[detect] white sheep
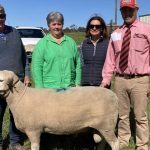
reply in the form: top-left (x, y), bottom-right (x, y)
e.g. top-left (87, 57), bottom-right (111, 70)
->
top-left (0, 70), bottom-right (119, 150)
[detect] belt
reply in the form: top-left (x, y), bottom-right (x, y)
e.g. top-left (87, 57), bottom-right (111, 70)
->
top-left (115, 73), bottom-right (148, 79)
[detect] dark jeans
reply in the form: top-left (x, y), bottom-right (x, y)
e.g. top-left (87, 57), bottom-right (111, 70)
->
top-left (0, 96), bottom-right (23, 146)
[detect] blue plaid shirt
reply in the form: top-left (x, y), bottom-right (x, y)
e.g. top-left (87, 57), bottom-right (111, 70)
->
top-left (0, 32), bottom-right (6, 41)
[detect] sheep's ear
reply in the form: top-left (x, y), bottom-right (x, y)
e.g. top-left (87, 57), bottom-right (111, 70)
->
top-left (3, 70), bottom-right (14, 85)
top-left (12, 73), bottom-right (19, 84)
top-left (3, 70), bottom-right (19, 86)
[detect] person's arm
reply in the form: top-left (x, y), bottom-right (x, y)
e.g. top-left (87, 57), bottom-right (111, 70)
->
top-left (148, 29), bottom-right (150, 94)
top-left (101, 39), bottom-right (116, 87)
top-left (20, 41), bottom-right (31, 86)
top-left (79, 42), bottom-right (84, 67)
top-left (74, 44), bottom-right (81, 86)
top-left (31, 42), bottom-right (44, 88)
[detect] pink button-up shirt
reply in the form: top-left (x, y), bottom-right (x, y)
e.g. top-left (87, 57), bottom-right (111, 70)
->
top-left (102, 20), bottom-right (150, 86)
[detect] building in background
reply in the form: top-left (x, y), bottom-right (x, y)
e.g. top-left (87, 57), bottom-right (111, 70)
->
top-left (139, 14), bottom-right (150, 24)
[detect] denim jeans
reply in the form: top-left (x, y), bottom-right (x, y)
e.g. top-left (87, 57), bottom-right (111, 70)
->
top-left (0, 96), bottom-right (23, 146)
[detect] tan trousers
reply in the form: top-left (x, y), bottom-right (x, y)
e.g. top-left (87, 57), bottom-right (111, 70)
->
top-left (114, 76), bottom-right (149, 150)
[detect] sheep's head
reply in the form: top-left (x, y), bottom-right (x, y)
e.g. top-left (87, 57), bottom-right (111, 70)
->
top-left (0, 70), bottom-right (19, 97)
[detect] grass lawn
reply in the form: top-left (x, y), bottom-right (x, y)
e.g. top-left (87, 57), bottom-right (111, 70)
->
top-left (65, 31), bottom-right (85, 45)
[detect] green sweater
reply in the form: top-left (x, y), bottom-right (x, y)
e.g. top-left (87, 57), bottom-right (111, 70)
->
top-left (31, 34), bottom-right (81, 89)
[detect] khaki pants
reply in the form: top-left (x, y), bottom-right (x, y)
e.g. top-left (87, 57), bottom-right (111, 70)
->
top-left (114, 76), bottom-right (149, 150)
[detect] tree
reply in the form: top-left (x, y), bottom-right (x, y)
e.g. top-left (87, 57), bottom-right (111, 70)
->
top-left (78, 27), bottom-right (85, 32)
top-left (70, 24), bottom-right (78, 31)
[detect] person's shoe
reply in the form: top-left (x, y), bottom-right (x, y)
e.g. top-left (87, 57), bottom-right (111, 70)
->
top-left (9, 143), bottom-right (23, 150)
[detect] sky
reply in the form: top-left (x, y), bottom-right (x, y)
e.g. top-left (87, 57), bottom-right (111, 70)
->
top-left (0, 0), bottom-right (149, 29)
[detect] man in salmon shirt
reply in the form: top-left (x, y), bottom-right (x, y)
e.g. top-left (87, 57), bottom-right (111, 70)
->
top-left (101, 0), bottom-right (150, 149)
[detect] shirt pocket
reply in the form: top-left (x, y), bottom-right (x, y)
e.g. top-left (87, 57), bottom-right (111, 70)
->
top-left (133, 33), bottom-right (147, 53)
top-left (112, 40), bottom-right (122, 55)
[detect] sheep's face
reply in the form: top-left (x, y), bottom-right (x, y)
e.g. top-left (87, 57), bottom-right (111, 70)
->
top-left (0, 71), bottom-right (13, 96)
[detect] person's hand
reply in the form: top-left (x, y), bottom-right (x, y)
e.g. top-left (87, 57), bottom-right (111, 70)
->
top-left (100, 83), bottom-right (105, 88)
top-left (76, 85), bottom-right (80, 87)
top-left (24, 76), bottom-right (31, 86)
top-left (100, 83), bottom-right (109, 88)
top-left (147, 84), bottom-right (150, 97)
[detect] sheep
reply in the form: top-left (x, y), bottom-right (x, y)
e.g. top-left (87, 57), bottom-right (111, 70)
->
top-left (0, 70), bottom-right (119, 150)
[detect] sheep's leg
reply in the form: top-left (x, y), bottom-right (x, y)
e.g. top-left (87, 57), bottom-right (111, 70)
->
top-left (111, 139), bottom-right (119, 150)
top-left (26, 130), bottom-right (41, 150)
top-left (101, 130), bottom-right (119, 150)
top-left (93, 130), bottom-right (106, 150)
top-left (31, 143), bottom-right (40, 150)
top-left (96, 139), bottom-right (106, 150)
top-left (93, 129), bottom-right (102, 143)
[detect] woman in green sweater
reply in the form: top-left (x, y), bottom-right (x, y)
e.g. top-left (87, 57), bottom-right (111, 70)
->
top-left (31, 11), bottom-right (81, 89)
top-left (31, 11), bottom-right (81, 150)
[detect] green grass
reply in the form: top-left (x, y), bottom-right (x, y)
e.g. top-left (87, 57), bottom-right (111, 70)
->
top-left (65, 31), bottom-right (85, 45)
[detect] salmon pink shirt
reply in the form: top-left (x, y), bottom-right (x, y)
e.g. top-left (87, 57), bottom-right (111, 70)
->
top-left (102, 20), bottom-right (150, 86)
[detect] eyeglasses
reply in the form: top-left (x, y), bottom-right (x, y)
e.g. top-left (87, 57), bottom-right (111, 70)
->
top-left (0, 14), bottom-right (6, 19)
top-left (89, 24), bottom-right (102, 30)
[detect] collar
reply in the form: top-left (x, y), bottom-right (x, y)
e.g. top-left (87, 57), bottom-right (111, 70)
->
top-left (122, 19), bottom-right (139, 29)
top-left (0, 25), bottom-right (13, 34)
top-left (87, 36), bottom-right (103, 44)
top-left (46, 33), bottom-right (67, 43)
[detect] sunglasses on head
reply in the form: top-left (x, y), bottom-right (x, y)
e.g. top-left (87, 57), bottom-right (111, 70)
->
top-left (89, 24), bottom-right (102, 29)
top-left (0, 14), bottom-right (6, 19)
